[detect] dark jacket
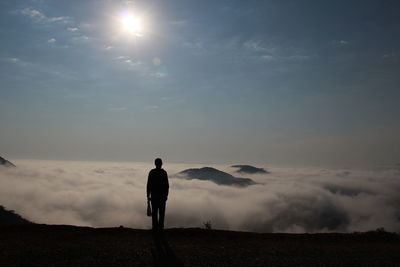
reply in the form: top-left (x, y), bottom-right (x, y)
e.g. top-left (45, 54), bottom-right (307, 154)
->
top-left (147, 168), bottom-right (169, 201)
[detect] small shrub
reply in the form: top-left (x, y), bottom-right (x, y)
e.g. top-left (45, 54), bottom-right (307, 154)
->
top-left (376, 227), bottom-right (386, 233)
top-left (203, 221), bottom-right (212, 230)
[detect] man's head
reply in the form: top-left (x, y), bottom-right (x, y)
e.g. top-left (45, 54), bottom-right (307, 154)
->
top-left (155, 158), bottom-right (163, 169)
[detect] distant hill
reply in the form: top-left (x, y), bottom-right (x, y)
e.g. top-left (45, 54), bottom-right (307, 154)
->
top-left (0, 156), bottom-right (16, 167)
top-left (0, 206), bottom-right (32, 226)
top-left (177, 167), bottom-right (256, 187)
top-left (231, 164), bottom-right (269, 174)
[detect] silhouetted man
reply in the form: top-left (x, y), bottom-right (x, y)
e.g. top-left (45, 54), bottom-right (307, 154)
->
top-left (147, 158), bottom-right (169, 232)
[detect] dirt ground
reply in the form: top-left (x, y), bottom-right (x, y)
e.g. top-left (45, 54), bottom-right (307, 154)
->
top-left (0, 224), bottom-right (399, 266)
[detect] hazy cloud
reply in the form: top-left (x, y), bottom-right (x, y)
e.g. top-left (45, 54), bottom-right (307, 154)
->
top-left (47, 38), bottom-right (56, 43)
top-left (150, 72), bottom-right (167, 78)
top-left (383, 53), bottom-right (396, 59)
top-left (144, 105), bottom-right (159, 111)
top-left (382, 53), bottom-right (398, 63)
top-left (244, 40), bottom-right (273, 52)
top-left (18, 8), bottom-right (70, 24)
top-left (153, 58), bottom-right (161, 66)
top-left (283, 55), bottom-right (314, 61)
top-left (1, 160), bottom-right (399, 233)
top-left (261, 55), bottom-right (275, 61)
top-left (246, 39), bottom-right (314, 62)
top-left (183, 41), bottom-right (203, 50)
top-left (333, 40), bottom-right (350, 46)
top-left (109, 107), bottom-right (128, 111)
top-left (170, 20), bottom-right (187, 25)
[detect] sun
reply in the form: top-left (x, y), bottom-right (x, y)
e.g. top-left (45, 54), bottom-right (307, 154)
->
top-left (119, 10), bottom-right (143, 36)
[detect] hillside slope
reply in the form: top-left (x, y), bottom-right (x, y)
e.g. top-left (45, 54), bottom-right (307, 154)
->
top-left (0, 206), bottom-right (32, 226)
top-left (0, 225), bottom-right (399, 266)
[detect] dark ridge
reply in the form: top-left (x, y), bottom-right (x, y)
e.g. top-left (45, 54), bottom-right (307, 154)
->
top-left (231, 164), bottom-right (269, 174)
top-left (0, 156), bottom-right (16, 167)
top-left (323, 184), bottom-right (374, 197)
top-left (0, 205), bottom-right (32, 226)
top-left (177, 167), bottom-right (256, 187)
top-left (336, 171), bottom-right (351, 177)
top-left (0, 225), bottom-right (399, 266)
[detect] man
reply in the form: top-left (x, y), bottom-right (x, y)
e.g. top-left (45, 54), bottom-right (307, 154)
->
top-left (147, 158), bottom-right (169, 232)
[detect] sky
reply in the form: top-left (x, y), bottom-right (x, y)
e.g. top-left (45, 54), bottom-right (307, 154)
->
top-left (1, 0), bottom-right (400, 166)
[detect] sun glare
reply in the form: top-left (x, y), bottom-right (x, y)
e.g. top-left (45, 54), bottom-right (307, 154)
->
top-left (119, 10), bottom-right (143, 36)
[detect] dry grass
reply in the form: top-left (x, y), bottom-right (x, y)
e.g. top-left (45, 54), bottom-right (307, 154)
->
top-left (0, 224), bottom-right (399, 266)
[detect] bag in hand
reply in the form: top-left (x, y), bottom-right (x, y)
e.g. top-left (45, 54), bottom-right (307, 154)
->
top-left (147, 200), bottom-right (152, 217)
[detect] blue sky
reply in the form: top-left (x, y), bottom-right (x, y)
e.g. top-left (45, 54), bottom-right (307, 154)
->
top-left (1, 0), bottom-right (399, 165)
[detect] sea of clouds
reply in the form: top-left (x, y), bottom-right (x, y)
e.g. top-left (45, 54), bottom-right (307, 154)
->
top-left (0, 160), bottom-right (399, 233)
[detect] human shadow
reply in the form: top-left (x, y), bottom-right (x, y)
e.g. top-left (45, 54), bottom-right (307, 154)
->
top-left (151, 231), bottom-right (184, 267)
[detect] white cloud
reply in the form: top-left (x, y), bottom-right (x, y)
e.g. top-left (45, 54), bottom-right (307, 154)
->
top-left (5, 57), bottom-right (28, 66)
top-left (125, 59), bottom-right (141, 67)
top-left (261, 55), bottom-right (275, 61)
top-left (6, 57), bottom-right (20, 63)
top-left (246, 39), bottom-right (314, 62)
top-left (333, 40), bottom-right (350, 46)
top-left (115, 56), bottom-right (141, 68)
top-left (261, 54), bottom-right (313, 61)
top-left (18, 7), bottom-right (70, 23)
top-left (69, 35), bottom-right (90, 45)
top-left (1, 160), bottom-right (399, 233)
top-left (19, 8), bottom-right (45, 20)
top-left (243, 40), bottom-right (270, 52)
top-left (67, 27), bottom-right (79, 32)
top-left (47, 38), bottom-right (56, 43)
top-left (49, 16), bottom-right (68, 22)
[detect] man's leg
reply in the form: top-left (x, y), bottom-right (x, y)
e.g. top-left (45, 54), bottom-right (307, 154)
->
top-left (151, 200), bottom-right (159, 231)
top-left (158, 201), bottom-right (166, 230)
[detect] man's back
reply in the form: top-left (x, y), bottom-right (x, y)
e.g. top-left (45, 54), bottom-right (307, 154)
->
top-left (147, 168), bottom-right (169, 201)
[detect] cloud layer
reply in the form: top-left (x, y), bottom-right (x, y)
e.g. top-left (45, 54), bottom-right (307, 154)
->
top-left (0, 160), bottom-right (399, 233)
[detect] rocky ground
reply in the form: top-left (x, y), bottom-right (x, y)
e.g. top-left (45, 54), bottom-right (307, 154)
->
top-left (0, 224), bottom-right (399, 266)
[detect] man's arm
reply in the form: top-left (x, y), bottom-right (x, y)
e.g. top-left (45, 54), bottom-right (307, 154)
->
top-left (165, 171), bottom-right (169, 199)
top-left (146, 171), bottom-right (152, 200)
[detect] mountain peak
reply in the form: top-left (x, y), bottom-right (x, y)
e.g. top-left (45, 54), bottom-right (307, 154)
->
top-left (178, 167), bottom-right (256, 187)
top-left (0, 156), bottom-right (16, 167)
top-left (231, 165), bottom-right (269, 174)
